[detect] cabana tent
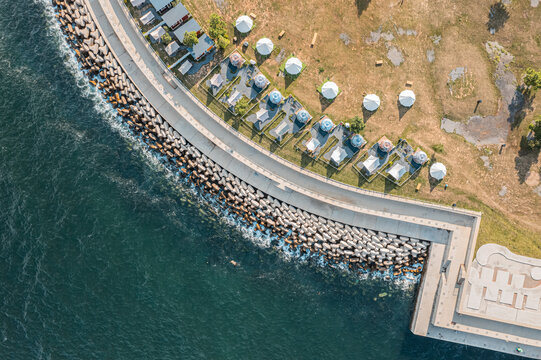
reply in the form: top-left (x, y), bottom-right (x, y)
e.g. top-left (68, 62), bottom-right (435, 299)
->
top-left (321, 81), bottom-right (339, 100)
top-left (269, 90), bottom-right (282, 105)
top-left (235, 15), bottom-right (253, 33)
top-left (296, 109), bottom-right (311, 124)
top-left (430, 162), bottom-right (447, 180)
top-left (387, 163), bottom-right (406, 181)
top-left (351, 134), bottom-right (366, 148)
top-left (256, 109), bottom-right (269, 122)
top-left (412, 149), bottom-right (428, 165)
top-left (165, 41), bottom-right (180, 57)
top-left (209, 73), bottom-right (223, 88)
top-left (363, 94), bottom-right (380, 111)
top-left (320, 117), bottom-right (334, 132)
top-left (229, 52), bottom-right (244, 67)
top-left (378, 136), bottom-right (394, 153)
top-left (256, 38), bottom-right (274, 56)
top-left (140, 11), bottom-right (155, 25)
top-left (253, 73), bottom-right (269, 89)
top-left (131, 0), bottom-right (145, 7)
top-left (306, 138), bottom-right (320, 152)
top-left (149, 26), bottom-right (166, 42)
top-left (399, 90), bottom-right (416, 107)
top-left (285, 57), bottom-right (303, 75)
top-left (331, 147), bottom-right (348, 166)
top-left (362, 155), bottom-right (380, 175)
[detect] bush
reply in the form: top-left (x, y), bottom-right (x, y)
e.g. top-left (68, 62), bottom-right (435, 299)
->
top-left (235, 97), bottom-right (250, 115)
top-left (161, 32), bottom-right (172, 44)
top-left (349, 116), bottom-right (365, 133)
top-left (523, 68), bottom-right (541, 94)
top-left (209, 13), bottom-right (227, 39)
top-left (184, 31), bottom-right (199, 47)
top-left (217, 35), bottom-right (230, 50)
top-left (527, 115), bottom-right (541, 149)
top-left (431, 143), bottom-right (445, 153)
top-left (319, 67), bottom-right (325, 73)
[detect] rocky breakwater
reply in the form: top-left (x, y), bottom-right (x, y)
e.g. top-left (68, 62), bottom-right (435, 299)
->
top-left (52, 0), bottom-right (429, 275)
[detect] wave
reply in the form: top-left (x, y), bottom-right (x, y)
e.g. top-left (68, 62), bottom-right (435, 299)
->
top-left (35, 0), bottom-right (420, 287)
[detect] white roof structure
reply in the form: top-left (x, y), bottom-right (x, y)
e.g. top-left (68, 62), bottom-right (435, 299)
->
top-left (306, 138), bottom-right (320, 152)
top-left (149, 26), bottom-right (166, 42)
top-left (412, 149), bottom-right (428, 165)
top-left (227, 90), bottom-right (242, 107)
top-left (256, 109), bottom-right (269, 121)
top-left (256, 38), bottom-right (274, 56)
top-left (173, 18), bottom-right (201, 43)
top-left (362, 155), bottom-right (380, 175)
top-left (209, 73), bottom-right (223, 88)
top-left (149, 0), bottom-right (172, 11)
top-left (331, 147), bottom-right (348, 166)
top-left (430, 162), bottom-right (447, 180)
top-left (161, 3), bottom-right (189, 28)
top-left (363, 94), bottom-right (380, 111)
top-left (140, 11), bottom-right (155, 25)
top-left (321, 81), bottom-right (339, 100)
top-left (253, 73), bottom-right (269, 89)
top-left (399, 89), bottom-right (416, 107)
top-left (285, 57), bottom-right (303, 75)
top-left (388, 163), bottom-right (406, 181)
top-left (130, 0), bottom-right (145, 7)
top-left (165, 41), bottom-right (180, 56)
top-left (178, 60), bottom-right (192, 75)
top-left (235, 15), bottom-right (253, 33)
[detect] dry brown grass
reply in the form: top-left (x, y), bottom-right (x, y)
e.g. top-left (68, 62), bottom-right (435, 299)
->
top-left (181, 0), bottom-right (541, 255)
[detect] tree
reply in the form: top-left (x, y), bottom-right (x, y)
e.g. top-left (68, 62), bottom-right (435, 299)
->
top-left (209, 13), bottom-right (227, 39)
top-left (183, 31), bottom-right (199, 47)
top-left (349, 116), bottom-right (365, 133)
top-left (216, 35), bottom-right (230, 50)
top-left (161, 32), bottom-right (172, 44)
top-left (523, 68), bottom-right (541, 94)
top-left (235, 97), bottom-right (250, 116)
top-left (527, 115), bottom-right (541, 149)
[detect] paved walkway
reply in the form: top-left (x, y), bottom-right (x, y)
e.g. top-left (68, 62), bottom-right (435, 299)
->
top-left (86, 0), bottom-right (481, 243)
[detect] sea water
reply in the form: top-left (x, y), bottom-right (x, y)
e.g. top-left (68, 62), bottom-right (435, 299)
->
top-left (0, 0), bottom-right (518, 359)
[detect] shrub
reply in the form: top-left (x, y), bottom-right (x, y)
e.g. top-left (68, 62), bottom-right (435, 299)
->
top-left (526, 115), bottom-right (541, 149)
top-left (161, 32), bottom-right (172, 44)
top-left (235, 97), bottom-right (250, 115)
top-left (431, 143), bottom-right (445, 153)
top-left (319, 67), bottom-right (325, 73)
top-left (216, 34), bottom-right (230, 50)
top-left (523, 68), bottom-right (541, 94)
top-left (349, 116), bottom-right (365, 133)
top-left (209, 13), bottom-right (227, 39)
top-left (184, 31), bottom-right (199, 47)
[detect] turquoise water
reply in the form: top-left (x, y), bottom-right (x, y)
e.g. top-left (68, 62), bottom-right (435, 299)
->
top-left (0, 1), bottom-right (518, 359)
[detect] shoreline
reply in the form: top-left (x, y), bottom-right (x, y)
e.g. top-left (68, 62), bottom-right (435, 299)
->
top-left (50, 0), bottom-right (432, 274)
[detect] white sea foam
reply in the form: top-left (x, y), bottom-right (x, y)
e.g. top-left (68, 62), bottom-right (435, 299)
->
top-left (36, 0), bottom-right (421, 286)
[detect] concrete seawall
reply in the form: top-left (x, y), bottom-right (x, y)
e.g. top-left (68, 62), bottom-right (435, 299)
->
top-left (51, 0), bottom-right (481, 273)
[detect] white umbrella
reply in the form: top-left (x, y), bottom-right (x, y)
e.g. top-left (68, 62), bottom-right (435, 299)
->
top-left (256, 38), bottom-right (274, 56)
top-left (235, 15), bottom-right (253, 33)
top-left (363, 94), bottom-right (380, 111)
top-left (430, 162), bottom-right (447, 180)
top-left (285, 57), bottom-right (303, 75)
top-left (321, 81), bottom-right (339, 100)
top-left (399, 89), bottom-right (416, 107)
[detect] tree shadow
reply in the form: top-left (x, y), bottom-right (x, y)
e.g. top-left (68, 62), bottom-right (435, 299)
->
top-left (487, 2), bottom-right (510, 32)
top-left (300, 151), bottom-right (316, 168)
top-left (384, 177), bottom-right (399, 193)
top-left (319, 93), bottom-right (334, 112)
top-left (514, 138), bottom-right (540, 184)
top-left (355, 0), bottom-right (371, 16)
top-left (510, 90), bottom-right (534, 130)
top-left (397, 99), bottom-right (411, 120)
